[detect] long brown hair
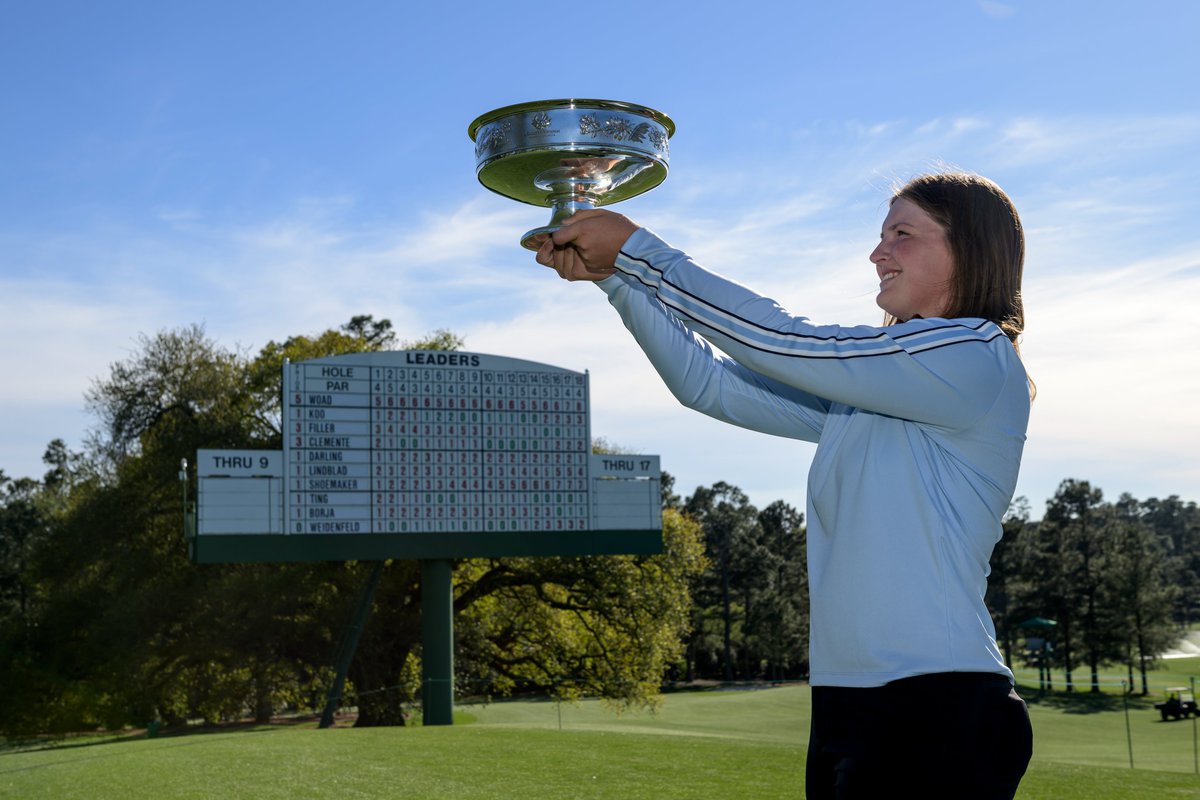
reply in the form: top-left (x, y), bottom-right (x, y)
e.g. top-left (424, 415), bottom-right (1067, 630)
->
top-left (883, 172), bottom-right (1026, 349)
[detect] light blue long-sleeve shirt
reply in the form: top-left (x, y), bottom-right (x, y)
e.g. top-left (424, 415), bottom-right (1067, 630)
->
top-left (603, 227), bottom-right (1029, 687)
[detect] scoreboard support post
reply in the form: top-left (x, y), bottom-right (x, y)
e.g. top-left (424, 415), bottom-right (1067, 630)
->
top-left (421, 559), bottom-right (455, 725)
top-left (318, 560), bottom-right (385, 729)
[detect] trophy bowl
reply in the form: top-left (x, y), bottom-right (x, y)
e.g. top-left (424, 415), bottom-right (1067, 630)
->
top-left (469, 99), bottom-right (675, 250)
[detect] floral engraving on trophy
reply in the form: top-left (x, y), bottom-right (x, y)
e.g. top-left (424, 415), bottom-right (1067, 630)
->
top-left (604, 117), bottom-right (648, 143)
top-left (579, 114), bottom-right (602, 137)
top-left (475, 120), bottom-right (513, 158)
top-left (578, 114), bottom-right (665, 153)
top-left (531, 112), bottom-right (552, 131)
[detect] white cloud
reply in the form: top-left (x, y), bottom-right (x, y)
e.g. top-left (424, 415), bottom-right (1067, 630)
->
top-left (0, 276), bottom-right (182, 404)
top-left (988, 115), bottom-right (1200, 168)
top-left (978, 1), bottom-right (1017, 19)
top-left (387, 195), bottom-right (532, 267)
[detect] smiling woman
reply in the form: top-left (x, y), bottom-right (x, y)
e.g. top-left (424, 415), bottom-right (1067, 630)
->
top-left (533, 171), bottom-right (1033, 799)
top-left (880, 173), bottom-right (1028, 350)
top-left (870, 197), bottom-right (955, 321)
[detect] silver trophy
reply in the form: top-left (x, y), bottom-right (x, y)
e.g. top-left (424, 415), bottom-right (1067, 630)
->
top-left (469, 99), bottom-right (675, 250)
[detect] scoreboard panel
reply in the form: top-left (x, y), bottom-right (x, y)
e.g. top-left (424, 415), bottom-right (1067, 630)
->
top-left (283, 351), bottom-right (591, 536)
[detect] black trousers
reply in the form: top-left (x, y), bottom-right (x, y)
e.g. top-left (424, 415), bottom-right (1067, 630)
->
top-left (806, 672), bottom-right (1033, 800)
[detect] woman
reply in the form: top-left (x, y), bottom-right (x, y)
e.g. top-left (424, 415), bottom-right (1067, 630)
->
top-left (536, 172), bottom-right (1034, 799)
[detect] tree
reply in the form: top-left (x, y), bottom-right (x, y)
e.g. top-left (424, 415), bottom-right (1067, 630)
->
top-left (1139, 495), bottom-right (1200, 626)
top-left (753, 500), bottom-right (809, 680)
top-left (0, 472), bottom-right (43, 626)
top-left (660, 471), bottom-right (682, 512)
top-left (685, 482), bottom-right (765, 681)
top-left (28, 323), bottom-right (289, 730)
top-left (453, 508), bottom-right (704, 709)
top-left (987, 497), bottom-right (1033, 670)
top-left (674, 484), bottom-right (813, 684)
top-left (1012, 482), bottom-right (1085, 692)
top-left (1042, 479), bottom-right (1113, 692)
top-left (1106, 494), bottom-right (1179, 694)
top-left (1003, 483), bottom-right (1191, 697)
top-left (84, 324), bottom-right (256, 470)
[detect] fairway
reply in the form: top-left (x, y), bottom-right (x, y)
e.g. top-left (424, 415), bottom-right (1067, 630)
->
top-left (3, 685), bottom-right (1200, 798)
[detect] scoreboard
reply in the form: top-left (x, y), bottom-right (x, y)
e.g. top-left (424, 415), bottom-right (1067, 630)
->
top-left (191, 351), bottom-right (662, 563)
top-left (284, 351), bottom-right (591, 535)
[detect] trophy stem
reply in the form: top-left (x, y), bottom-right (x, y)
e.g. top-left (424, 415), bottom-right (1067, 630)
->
top-left (520, 192), bottom-right (598, 251)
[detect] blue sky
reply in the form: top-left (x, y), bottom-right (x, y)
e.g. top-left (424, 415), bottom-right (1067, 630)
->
top-left (2, 0), bottom-right (1197, 518)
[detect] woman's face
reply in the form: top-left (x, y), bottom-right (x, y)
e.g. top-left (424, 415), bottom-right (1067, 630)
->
top-left (870, 197), bottom-right (955, 321)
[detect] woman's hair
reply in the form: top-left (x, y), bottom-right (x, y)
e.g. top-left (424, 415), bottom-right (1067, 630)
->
top-left (884, 172), bottom-right (1026, 348)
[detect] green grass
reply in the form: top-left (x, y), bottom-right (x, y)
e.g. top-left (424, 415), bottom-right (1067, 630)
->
top-left (3, 685), bottom-right (1200, 798)
top-left (1013, 655), bottom-right (1200, 695)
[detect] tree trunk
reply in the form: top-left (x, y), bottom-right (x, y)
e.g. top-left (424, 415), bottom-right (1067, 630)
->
top-left (1139, 647), bottom-right (1150, 696)
top-left (354, 687), bottom-right (408, 727)
top-left (721, 555), bottom-right (733, 682)
top-left (253, 668), bottom-right (273, 722)
top-left (1062, 624), bottom-right (1075, 692)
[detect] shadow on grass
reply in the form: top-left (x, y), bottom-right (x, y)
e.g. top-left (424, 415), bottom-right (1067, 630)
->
top-left (1019, 683), bottom-right (1158, 715)
top-left (0, 715), bottom-right (322, 758)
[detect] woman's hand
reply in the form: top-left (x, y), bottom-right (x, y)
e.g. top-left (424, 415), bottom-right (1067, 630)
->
top-left (534, 209), bottom-right (638, 281)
